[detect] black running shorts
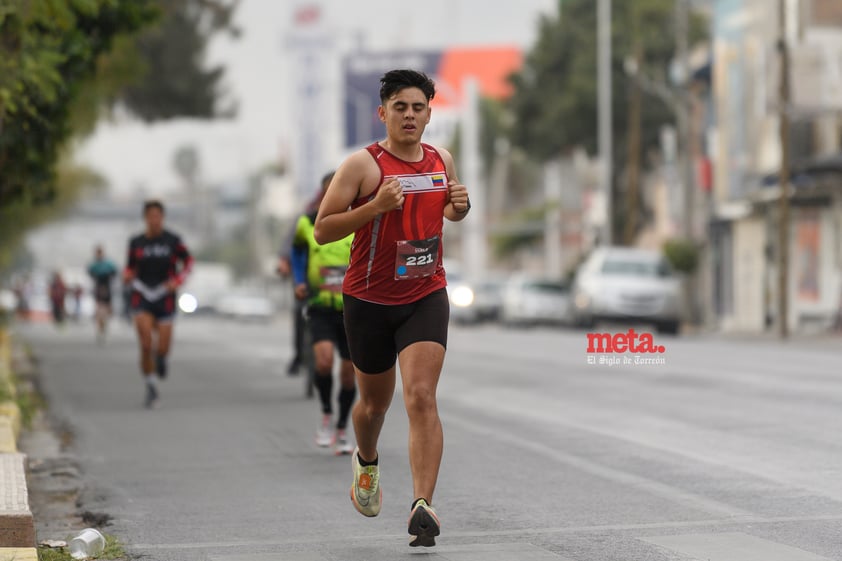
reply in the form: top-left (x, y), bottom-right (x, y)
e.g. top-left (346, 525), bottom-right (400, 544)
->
top-left (130, 292), bottom-right (176, 322)
top-left (306, 306), bottom-right (351, 360)
top-left (342, 288), bottom-right (449, 374)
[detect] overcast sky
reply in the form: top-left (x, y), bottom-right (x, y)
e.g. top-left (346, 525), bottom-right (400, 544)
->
top-left (77, 0), bottom-right (558, 197)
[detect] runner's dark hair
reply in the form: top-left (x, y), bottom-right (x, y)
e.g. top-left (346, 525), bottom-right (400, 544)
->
top-left (379, 69), bottom-right (436, 103)
top-left (143, 199), bottom-right (165, 215)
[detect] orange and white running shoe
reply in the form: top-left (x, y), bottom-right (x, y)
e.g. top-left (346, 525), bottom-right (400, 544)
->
top-left (349, 447), bottom-right (381, 517)
top-left (408, 499), bottom-right (440, 547)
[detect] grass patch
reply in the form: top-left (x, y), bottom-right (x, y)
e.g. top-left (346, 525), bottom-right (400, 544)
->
top-left (38, 533), bottom-right (128, 560)
top-left (0, 369), bottom-right (43, 429)
top-left (15, 381), bottom-right (43, 428)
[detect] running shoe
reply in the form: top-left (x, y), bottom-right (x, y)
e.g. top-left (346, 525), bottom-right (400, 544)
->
top-left (315, 414), bottom-right (334, 447)
top-left (144, 383), bottom-right (159, 409)
top-left (333, 429), bottom-right (354, 456)
top-left (408, 499), bottom-right (440, 547)
top-left (156, 355), bottom-right (168, 379)
top-left (349, 447), bottom-right (381, 517)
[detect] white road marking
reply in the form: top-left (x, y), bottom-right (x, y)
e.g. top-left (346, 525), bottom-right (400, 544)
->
top-left (641, 531), bottom-right (833, 561)
top-left (210, 544), bottom-right (572, 561)
top-left (131, 514), bottom-right (842, 551)
top-left (442, 412), bottom-right (752, 518)
top-left (439, 379), bottom-right (842, 503)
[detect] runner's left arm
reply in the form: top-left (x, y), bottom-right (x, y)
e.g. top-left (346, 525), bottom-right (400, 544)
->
top-left (438, 148), bottom-right (470, 222)
top-left (171, 237), bottom-right (194, 289)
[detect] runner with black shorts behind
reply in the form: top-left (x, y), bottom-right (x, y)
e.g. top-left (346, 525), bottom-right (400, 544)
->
top-left (314, 69), bottom-right (470, 547)
top-left (124, 200), bottom-right (193, 409)
top-left (292, 171), bottom-right (357, 455)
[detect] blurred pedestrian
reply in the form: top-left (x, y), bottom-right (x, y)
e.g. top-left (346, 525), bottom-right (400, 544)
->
top-left (124, 200), bottom-right (193, 409)
top-left (314, 69), bottom-right (470, 547)
top-left (48, 271), bottom-right (67, 325)
top-left (13, 276), bottom-right (30, 321)
top-left (292, 171), bottom-right (356, 455)
top-left (277, 187), bottom-right (326, 376)
top-left (70, 284), bottom-right (83, 321)
top-left (87, 245), bottom-right (118, 343)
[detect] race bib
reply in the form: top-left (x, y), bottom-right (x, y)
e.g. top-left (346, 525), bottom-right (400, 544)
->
top-left (395, 237), bottom-right (439, 280)
top-left (319, 265), bottom-right (347, 293)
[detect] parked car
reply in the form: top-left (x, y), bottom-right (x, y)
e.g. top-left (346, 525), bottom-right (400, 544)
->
top-left (499, 275), bottom-right (571, 327)
top-left (215, 291), bottom-right (275, 322)
top-left (448, 276), bottom-right (506, 324)
top-left (570, 246), bottom-right (682, 334)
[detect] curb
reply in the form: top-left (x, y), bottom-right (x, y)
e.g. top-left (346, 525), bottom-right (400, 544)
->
top-left (0, 329), bottom-right (36, 550)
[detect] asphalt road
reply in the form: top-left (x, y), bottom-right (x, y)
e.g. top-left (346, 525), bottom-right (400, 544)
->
top-left (15, 314), bottom-right (842, 561)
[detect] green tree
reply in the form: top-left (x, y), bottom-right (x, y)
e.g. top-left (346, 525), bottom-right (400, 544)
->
top-left (119, 0), bottom-right (240, 121)
top-left (0, 0), bottom-right (158, 209)
top-left (506, 0), bottom-right (708, 240)
top-left (0, 0), bottom-right (240, 272)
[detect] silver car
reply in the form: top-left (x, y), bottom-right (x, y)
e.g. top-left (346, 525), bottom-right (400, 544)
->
top-left (449, 276), bottom-right (506, 325)
top-left (499, 275), bottom-right (571, 327)
top-left (571, 246), bottom-right (682, 334)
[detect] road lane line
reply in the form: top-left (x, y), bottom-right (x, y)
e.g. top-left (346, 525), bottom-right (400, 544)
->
top-left (442, 412), bottom-right (752, 518)
top-left (440, 382), bottom-right (842, 503)
top-left (209, 544), bottom-right (573, 561)
top-left (131, 514), bottom-right (842, 551)
top-left (211, 554), bottom-right (326, 561)
top-left (641, 531), bottom-right (833, 561)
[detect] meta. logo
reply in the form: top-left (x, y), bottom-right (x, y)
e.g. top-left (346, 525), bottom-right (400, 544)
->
top-left (586, 328), bottom-right (666, 354)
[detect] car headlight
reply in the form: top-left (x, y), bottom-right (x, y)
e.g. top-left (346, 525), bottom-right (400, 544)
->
top-left (178, 293), bottom-right (198, 313)
top-left (450, 286), bottom-right (474, 308)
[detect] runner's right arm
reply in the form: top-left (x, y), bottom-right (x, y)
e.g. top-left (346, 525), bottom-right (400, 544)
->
top-left (314, 150), bottom-right (403, 244)
top-left (123, 239), bottom-right (137, 283)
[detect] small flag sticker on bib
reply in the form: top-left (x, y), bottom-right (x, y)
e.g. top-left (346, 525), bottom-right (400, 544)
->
top-left (431, 175), bottom-right (445, 187)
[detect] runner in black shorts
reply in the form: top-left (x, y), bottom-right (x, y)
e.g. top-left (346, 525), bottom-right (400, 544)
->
top-left (343, 288), bottom-right (449, 375)
top-left (87, 245), bottom-right (118, 343)
top-left (292, 171), bottom-right (357, 454)
top-left (123, 200), bottom-right (193, 409)
top-left (314, 69), bottom-right (470, 547)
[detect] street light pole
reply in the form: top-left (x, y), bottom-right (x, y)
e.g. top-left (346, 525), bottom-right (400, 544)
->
top-left (777, 0), bottom-right (791, 339)
top-left (598, 0), bottom-right (612, 246)
top-left (676, 0), bottom-right (694, 241)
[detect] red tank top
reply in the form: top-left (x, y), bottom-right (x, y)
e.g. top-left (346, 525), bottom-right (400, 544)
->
top-left (342, 142), bottom-right (449, 305)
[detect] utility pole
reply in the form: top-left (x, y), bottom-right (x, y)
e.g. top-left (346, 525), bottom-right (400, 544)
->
top-left (598, 0), bottom-right (613, 246)
top-left (676, 0), bottom-right (694, 241)
top-left (675, 0), bottom-right (699, 325)
top-left (624, 6), bottom-right (643, 246)
top-left (460, 77), bottom-right (486, 282)
top-left (777, 0), bottom-right (791, 339)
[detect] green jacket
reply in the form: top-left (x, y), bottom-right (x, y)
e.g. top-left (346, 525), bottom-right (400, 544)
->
top-left (293, 212), bottom-right (353, 311)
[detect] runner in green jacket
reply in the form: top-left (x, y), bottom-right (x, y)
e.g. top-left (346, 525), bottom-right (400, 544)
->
top-left (292, 171), bottom-right (357, 454)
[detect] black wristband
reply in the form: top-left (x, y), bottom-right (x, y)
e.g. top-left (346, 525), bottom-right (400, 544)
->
top-left (456, 198), bottom-right (471, 214)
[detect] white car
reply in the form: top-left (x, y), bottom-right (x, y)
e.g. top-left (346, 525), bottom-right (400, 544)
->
top-left (571, 246), bottom-right (682, 334)
top-left (215, 292), bottom-right (275, 322)
top-left (499, 275), bottom-right (571, 327)
top-left (448, 277), bottom-right (505, 324)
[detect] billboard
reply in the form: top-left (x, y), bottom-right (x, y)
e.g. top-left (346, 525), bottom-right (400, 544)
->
top-left (342, 47), bottom-right (522, 149)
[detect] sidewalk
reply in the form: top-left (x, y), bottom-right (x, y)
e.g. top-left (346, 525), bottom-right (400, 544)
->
top-left (681, 323), bottom-right (842, 350)
top-left (0, 328), bottom-right (37, 560)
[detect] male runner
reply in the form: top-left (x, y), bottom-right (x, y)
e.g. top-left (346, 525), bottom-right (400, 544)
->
top-left (277, 188), bottom-right (325, 377)
top-left (124, 200), bottom-right (193, 408)
top-left (314, 69), bottom-right (470, 547)
top-left (87, 245), bottom-right (118, 342)
top-left (292, 171), bottom-right (356, 455)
